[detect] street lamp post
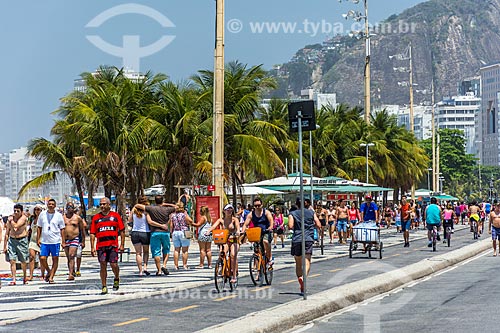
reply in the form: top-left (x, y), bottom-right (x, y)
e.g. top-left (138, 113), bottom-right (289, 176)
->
top-left (427, 168), bottom-right (432, 192)
top-left (341, 0), bottom-right (370, 124)
top-left (360, 143), bottom-right (375, 184)
top-left (476, 140), bottom-right (482, 198)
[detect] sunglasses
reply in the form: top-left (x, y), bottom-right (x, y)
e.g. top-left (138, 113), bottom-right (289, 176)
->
top-left (99, 203), bottom-right (108, 206)
top-left (34, 208), bottom-right (41, 211)
top-left (14, 209), bottom-right (21, 213)
top-left (254, 204), bottom-right (262, 208)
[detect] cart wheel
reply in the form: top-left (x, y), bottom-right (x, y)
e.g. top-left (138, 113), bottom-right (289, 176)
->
top-left (379, 241), bottom-right (383, 259)
top-left (349, 241), bottom-right (353, 258)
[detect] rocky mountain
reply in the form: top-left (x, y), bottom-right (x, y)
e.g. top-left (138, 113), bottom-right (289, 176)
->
top-left (269, 0), bottom-right (500, 106)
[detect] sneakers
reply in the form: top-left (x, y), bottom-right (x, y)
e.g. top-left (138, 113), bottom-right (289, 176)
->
top-left (113, 278), bottom-right (119, 291)
top-left (75, 271), bottom-right (81, 277)
top-left (282, 244), bottom-right (285, 248)
top-left (273, 245), bottom-right (277, 249)
top-left (161, 267), bottom-right (169, 275)
top-left (101, 286), bottom-right (108, 295)
top-left (428, 241), bottom-right (432, 247)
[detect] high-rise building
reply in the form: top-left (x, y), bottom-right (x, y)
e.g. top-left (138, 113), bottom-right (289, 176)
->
top-left (436, 92), bottom-right (481, 155)
top-left (0, 147), bottom-right (73, 203)
top-left (479, 63), bottom-right (500, 166)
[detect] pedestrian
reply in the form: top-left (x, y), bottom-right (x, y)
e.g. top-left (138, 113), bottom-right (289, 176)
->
top-left (37, 199), bottom-right (66, 284)
top-left (135, 195), bottom-right (174, 276)
top-left (27, 204), bottom-right (45, 281)
top-left (383, 204), bottom-right (393, 229)
top-left (90, 197), bottom-right (125, 295)
top-left (128, 196), bottom-right (153, 276)
top-left (273, 206), bottom-right (285, 249)
top-left (399, 196), bottom-right (411, 247)
top-left (75, 206), bottom-right (87, 277)
top-left (488, 202), bottom-right (500, 256)
top-left (193, 205), bottom-right (213, 269)
top-left (3, 204), bottom-right (29, 285)
top-left (171, 202), bottom-right (194, 270)
top-left (288, 198), bottom-right (321, 295)
top-left (63, 202), bottom-right (86, 281)
top-left (348, 201), bottom-right (361, 243)
top-left (327, 202), bottom-right (337, 244)
top-left (336, 199), bottom-right (349, 244)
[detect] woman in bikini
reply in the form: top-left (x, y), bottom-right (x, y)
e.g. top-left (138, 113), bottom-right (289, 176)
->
top-left (193, 206), bottom-right (213, 269)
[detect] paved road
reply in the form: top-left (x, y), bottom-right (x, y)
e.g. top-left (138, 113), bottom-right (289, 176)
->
top-left (291, 247), bottom-right (495, 333)
top-left (0, 225), bottom-right (482, 332)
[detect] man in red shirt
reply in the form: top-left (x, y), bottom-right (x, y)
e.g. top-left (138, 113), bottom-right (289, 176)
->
top-left (90, 197), bottom-right (125, 295)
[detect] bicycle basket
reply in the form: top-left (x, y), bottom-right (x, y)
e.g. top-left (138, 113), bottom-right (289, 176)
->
top-left (246, 227), bottom-right (262, 242)
top-left (213, 229), bottom-right (229, 244)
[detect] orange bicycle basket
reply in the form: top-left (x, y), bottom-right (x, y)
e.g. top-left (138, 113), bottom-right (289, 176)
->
top-left (246, 227), bottom-right (262, 242)
top-left (213, 229), bottom-right (229, 244)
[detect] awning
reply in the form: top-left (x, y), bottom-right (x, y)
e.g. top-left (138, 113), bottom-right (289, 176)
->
top-left (227, 186), bottom-right (283, 195)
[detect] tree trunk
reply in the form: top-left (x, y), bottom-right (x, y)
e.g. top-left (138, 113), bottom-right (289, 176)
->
top-left (231, 164), bottom-right (237, 207)
top-left (75, 176), bottom-right (86, 220)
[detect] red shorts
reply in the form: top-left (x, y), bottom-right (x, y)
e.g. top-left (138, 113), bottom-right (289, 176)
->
top-left (97, 246), bottom-right (119, 263)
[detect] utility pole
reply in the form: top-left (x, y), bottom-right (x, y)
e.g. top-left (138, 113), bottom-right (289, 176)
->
top-left (431, 81), bottom-right (436, 193)
top-left (213, 0), bottom-right (225, 205)
top-left (363, 0), bottom-right (371, 124)
top-left (409, 42), bottom-right (415, 200)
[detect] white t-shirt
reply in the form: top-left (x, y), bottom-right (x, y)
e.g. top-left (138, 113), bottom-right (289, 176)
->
top-left (38, 210), bottom-right (65, 244)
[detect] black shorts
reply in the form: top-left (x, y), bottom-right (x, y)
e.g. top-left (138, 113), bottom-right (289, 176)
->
top-left (273, 228), bottom-right (284, 235)
top-left (97, 246), bottom-right (119, 263)
top-left (319, 219), bottom-right (326, 227)
top-left (131, 231), bottom-right (151, 245)
top-left (291, 241), bottom-right (314, 256)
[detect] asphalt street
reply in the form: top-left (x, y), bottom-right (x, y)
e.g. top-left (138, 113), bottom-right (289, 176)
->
top-left (291, 247), bottom-right (496, 333)
top-left (0, 225), bottom-right (483, 333)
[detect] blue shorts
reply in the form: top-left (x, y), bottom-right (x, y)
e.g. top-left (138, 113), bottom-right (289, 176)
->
top-left (492, 226), bottom-right (500, 240)
top-left (401, 219), bottom-right (411, 232)
top-left (172, 230), bottom-right (190, 248)
top-left (337, 219), bottom-right (348, 233)
top-left (395, 220), bottom-right (401, 227)
top-left (150, 232), bottom-right (171, 257)
top-left (40, 243), bottom-right (60, 257)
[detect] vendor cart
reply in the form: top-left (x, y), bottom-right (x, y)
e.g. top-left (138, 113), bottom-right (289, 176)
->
top-left (349, 221), bottom-right (383, 259)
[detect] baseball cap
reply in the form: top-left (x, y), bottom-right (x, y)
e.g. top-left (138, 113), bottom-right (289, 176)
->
top-left (365, 194), bottom-right (372, 200)
top-left (224, 204), bottom-right (234, 210)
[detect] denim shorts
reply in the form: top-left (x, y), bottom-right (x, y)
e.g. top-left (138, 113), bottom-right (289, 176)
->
top-left (401, 219), bottom-right (411, 232)
top-left (172, 230), bottom-right (190, 248)
top-left (337, 219), bottom-right (348, 233)
top-left (150, 232), bottom-right (171, 257)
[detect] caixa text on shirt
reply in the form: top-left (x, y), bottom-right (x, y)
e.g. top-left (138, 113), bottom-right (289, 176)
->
top-left (98, 226), bottom-right (117, 232)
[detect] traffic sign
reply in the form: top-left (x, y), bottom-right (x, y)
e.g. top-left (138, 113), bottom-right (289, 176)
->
top-left (288, 100), bottom-right (316, 132)
top-left (207, 185), bottom-right (215, 192)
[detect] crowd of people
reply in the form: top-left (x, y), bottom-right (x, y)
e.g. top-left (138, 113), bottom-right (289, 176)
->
top-left (0, 193), bottom-right (498, 295)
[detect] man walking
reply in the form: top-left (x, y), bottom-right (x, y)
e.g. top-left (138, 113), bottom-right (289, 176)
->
top-left (3, 204), bottom-right (29, 285)
top-left (37, 199), bottom-right (66, 284)
top-left (488, 202), bottom-right (500, 256)
top-left (63, 202), bottom-right (86, 280)
top-left (399, 196), bottom-right (411, 247)
top-left (135, 195), bottom-right (174, 276)
top-left (90, 197), bottom-right (125, 295)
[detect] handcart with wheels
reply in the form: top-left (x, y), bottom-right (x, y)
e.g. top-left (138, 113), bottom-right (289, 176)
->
top-left (349, 221), bottom-right (383, 259)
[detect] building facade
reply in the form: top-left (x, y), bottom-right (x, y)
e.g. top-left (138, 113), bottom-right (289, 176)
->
top-left (480, 63), bottom-right (500, 166)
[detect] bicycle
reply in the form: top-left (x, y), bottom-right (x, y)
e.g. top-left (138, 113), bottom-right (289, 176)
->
top-left (246, 228), bottom-right (273, 287)
top-left (443, 222), bottom-right (452, 247)
top-left (213, 229), bottom-right (238, 293)
top-left (471, 218), bottom-right (479, 240)
top-left (430, 225), bottom-right (437, 252)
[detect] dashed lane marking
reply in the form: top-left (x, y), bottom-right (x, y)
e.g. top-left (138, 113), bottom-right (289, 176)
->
top-left (170, 305), bottom-right (199, 313)
top-left (329, 268), bottom-right (343, 273)
top-left (113, 318), bottom-right (149, 327)
top-left (281, 279), bottom-right (297, 284)
top-left (251, 286), bottom-right (271, 292)
top-left (309, 274), bottom-right (322, 278)
top-left (213, 295), bottom-right (237, 302)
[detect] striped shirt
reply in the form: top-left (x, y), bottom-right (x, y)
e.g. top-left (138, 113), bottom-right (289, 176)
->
top-left (90, 212), bottom-right (124, 249)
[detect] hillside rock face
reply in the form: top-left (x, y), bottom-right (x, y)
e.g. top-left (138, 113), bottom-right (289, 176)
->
top-left (271, 0), bottom-right (500, 106)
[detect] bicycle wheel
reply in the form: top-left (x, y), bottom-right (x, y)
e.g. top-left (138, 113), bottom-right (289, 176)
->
top-left (473, 224), bottom-right (478, 240)
top-left (265, 259), bottom-right (273, 285)
top-left (249, 254), bottom-right (260, 286)
top-left (214, 258), bottom-right (226, 293)
top-left (447, 228), bottom-right (451, 247)
top-left (349, 241), bottom-right (353, 258)
top-left (432, 232), bottom-right (436, 252)
top-left (379, 241), bottom-right (383, 259)
top-left (320, 231), bottom-right (324, 255)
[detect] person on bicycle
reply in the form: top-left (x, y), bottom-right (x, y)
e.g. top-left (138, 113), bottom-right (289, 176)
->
top-left (469, 201), bottom-right (481, 235)
top-left (288, 198), bottom-right (321, 294)
top-left (425, 197), bottom-right (442, 247)
top-left (206, 204), bottom-right (240, 283)
top-left (242, 197), bottom-right (274, 268)
top-left (442, 203), bottom-right (455, 243)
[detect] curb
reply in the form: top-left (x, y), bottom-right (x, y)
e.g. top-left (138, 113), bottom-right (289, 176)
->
top-left (198, 238), bottom-right (491, 333)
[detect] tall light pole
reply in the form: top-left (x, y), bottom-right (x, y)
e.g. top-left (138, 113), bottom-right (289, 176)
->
top-left (431, 81), bottom-right (437, 194)
top-left (476, 140), bottom-right (483, 198)
top-left (341, 0), bottom-right (370, 123)
top-left (427, 168), bottom-right (432, 192)
top-left (360, 143), bottom-right (375, 184)
top-left (213, 0), bottom-right (225, 204)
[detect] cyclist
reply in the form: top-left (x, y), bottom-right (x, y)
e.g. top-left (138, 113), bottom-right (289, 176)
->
top-left (288, 198), bottom-right (321, 294)
top-left (206, 204), bottom-right (240, 283)
top-left (242, 197), bottom-right (274, 268)
top-left (442, 203), bottom-right (455, 243)
top-left (488, 202), bottom-right (500, 256)
top-left (425, 197), bottom-right (442, 247)
top-left (469, 201), bottom-right (481, 235)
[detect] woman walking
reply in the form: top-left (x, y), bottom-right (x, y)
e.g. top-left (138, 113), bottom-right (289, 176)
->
top-left (171, 202), bottom-right (194, 270)
top-left (194, 206), bottom-right (213, 269)
top-left (27, 204), bottom-right (45, 281)
top-left (128, 196), bottom-right (152, 276)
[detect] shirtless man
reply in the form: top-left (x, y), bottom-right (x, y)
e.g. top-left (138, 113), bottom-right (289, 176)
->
top-left (488, 202), bottom-right (500, 256)
top-left (336, 199), bottom-right (349, 244)
top-left (469, 201), bottom-right (482, 236)
top-left (315, 201), bottom-right (328, 244)
top-left (63, 202), bottom-right (85, 280)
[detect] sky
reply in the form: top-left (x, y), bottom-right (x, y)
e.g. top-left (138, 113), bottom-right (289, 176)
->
top-left (0, 0), bottom-right (427, 153)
